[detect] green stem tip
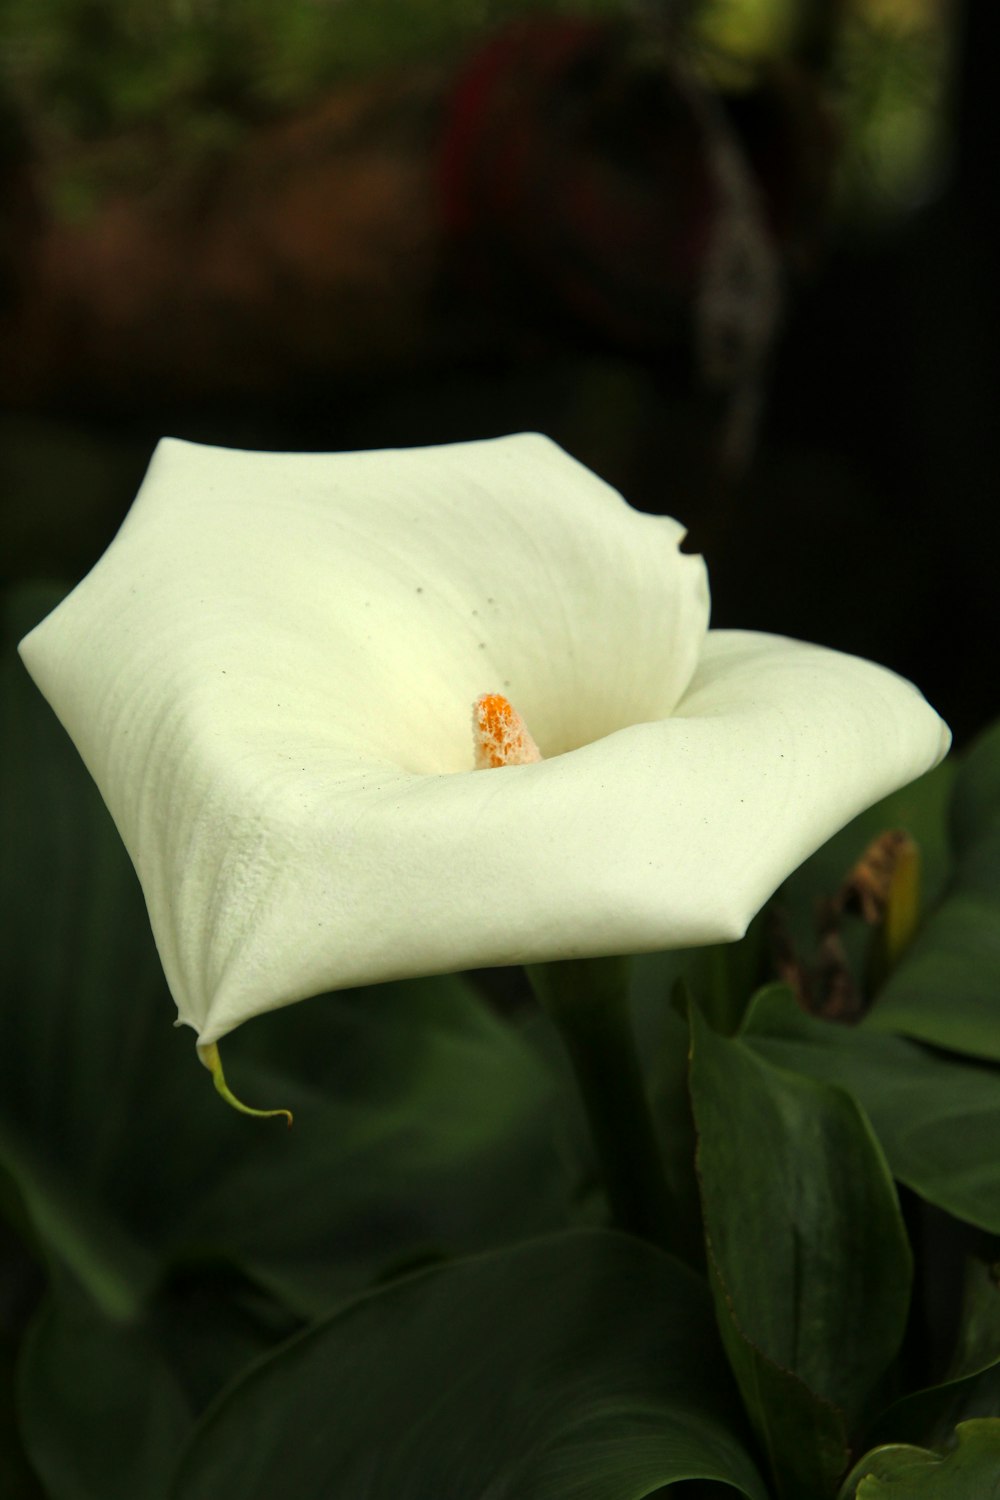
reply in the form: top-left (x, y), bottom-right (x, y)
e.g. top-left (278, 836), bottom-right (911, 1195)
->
top-left (198, 1042), bottom-right (293, 1127)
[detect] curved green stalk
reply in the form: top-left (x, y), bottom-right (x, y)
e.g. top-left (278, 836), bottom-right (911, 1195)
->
top-left (528, 957), bottom-right (675, 1252)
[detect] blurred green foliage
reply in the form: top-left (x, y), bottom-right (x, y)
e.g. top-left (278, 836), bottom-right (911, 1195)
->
top-left (0, 0), bottom-right (953, 224)
top-left (834, 0), bottom-right (954, 220)
top-left (0, 0), bottom-right (619, 138)
top-left (696, 0), bottom-right (954, 222)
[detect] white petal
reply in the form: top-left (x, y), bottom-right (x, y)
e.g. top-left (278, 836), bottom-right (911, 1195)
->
top-left (20, 433), bottom-right (717, 1043)
top-left (667, 629), bottom-right (952, 922)
top-left (182, 630), bottom-right (942, 1048)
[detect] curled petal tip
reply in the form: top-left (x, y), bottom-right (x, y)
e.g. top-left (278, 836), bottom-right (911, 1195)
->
top-left (197, 1042), bottom-right (293, 1127)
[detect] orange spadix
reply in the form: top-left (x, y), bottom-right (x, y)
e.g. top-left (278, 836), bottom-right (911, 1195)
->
top-left (473, 693), bottom-right (543, 769)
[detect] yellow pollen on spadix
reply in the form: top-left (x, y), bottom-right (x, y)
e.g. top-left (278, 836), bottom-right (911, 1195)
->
top-left (473, 693), bottom-right (543, 769)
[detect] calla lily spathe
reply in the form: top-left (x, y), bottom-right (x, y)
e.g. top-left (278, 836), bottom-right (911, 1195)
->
top-left (19, 434), bottom-right (950, 1047)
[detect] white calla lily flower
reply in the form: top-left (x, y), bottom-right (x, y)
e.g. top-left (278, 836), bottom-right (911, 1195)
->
top-left (19, 433), bottom-right (950, 1048)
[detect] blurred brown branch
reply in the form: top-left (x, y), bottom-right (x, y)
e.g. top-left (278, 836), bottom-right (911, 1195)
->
top-left (0, 15), bottom-right (835, 430)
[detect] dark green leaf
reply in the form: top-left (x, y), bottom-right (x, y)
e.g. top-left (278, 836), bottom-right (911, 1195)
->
top-left (172, 1230), bottom-right (769, 1500)
top-left (950, 1257), bottom-right (1000, 1379)
top-left (867, 722), bottom-right (1000, 1061)
top-left (174, 982), bottom-right (574, 1315)
top-left (1, 587), bottom-right (166, 1314)
top-left (629, 915), bottom-right (769, 1044)
top-left (0, 1340), bottom-right (45, 1500)
top-left (838, 1419), bottom-right (1000, 1498)
top-left (688, 1003), bottom-right (911, 1499)
top-left (16, 1253), bottom-right (304, 1500)
top-left (742, 987), bottom-right (1000, 1237)
top-left (865, 1258), bottom-right (1000, 1450)
top-left (18, 1279), bottom-right (192, 1500)
top-left (148, 1255), bottom-right (304, 1416)
top-left (628, 935), bottom-right (773, 1270)
top-left (865, 1365), bottom-right (1000, 1459)
top-left (951, 723), bottom-right (1000, 857)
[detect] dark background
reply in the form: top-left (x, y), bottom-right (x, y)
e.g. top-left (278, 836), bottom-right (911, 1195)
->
top-left (1, 0), bottom-right (995, 744)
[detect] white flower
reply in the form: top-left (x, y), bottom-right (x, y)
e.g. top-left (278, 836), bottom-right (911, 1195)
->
top-left (19, 434), bottom-right (950, 1048)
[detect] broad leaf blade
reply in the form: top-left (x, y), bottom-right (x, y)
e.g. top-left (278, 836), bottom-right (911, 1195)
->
top-left (864, 1258), bottom-right (1000, 1451)
top-left (743, 987), bottom-right (1000, 1238)
top-left (689, 1004), bottom-right (911, 1498)
top-left (839, 1419), bottom-right (1000, 1498)
top-left (1, 587), bottom-right (167, 1313)
top-left (18, 1281), bottom-right (192, 1500)
top-left (168, 981), bottom-right (574, 1314)
top-left (172, 1231), bottom-right (769, 1500)
top-left (17, 1256), bottom-right (303, 1500)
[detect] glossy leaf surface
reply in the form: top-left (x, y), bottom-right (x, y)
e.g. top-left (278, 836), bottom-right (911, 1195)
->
top-left (839, 1420), bottom-right (1000, 1498)
top-left (743, 987), bottom-right (1000, 1236)
top-left (689, 1005), bottom-right (910, 1498)
top-left (173, 1231), bottom-right (769, 1500)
